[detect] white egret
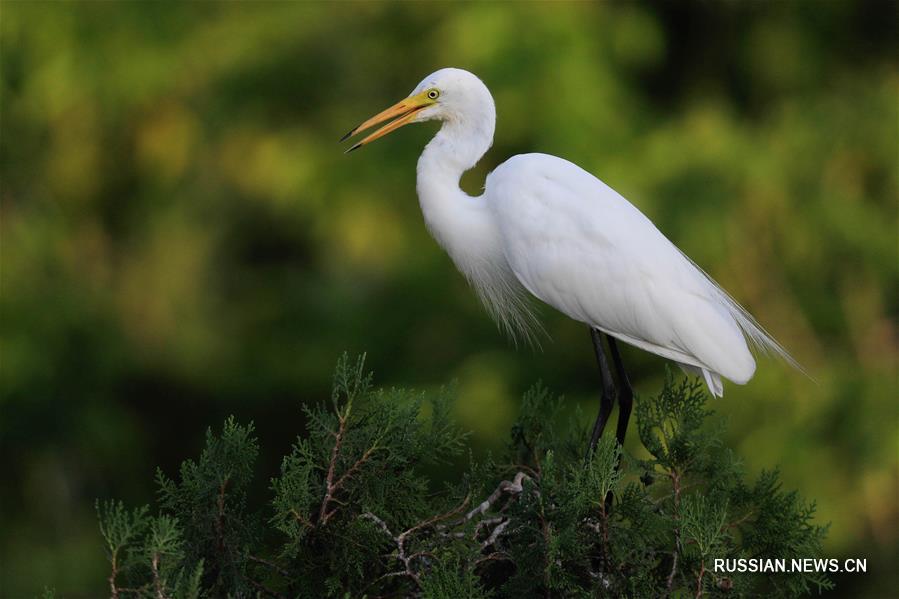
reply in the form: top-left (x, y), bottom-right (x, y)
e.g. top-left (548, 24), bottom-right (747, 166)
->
top-left (342, 68), bottom-right (798, 453)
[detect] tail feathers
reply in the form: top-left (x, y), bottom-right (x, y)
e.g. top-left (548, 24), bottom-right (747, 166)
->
top-left (702, 369), bottom-right (724, 398)
top-left (676, 248), bottom-right (809, 378)
top-left (723, 296), bottom-right (810, 378)
top-left (678, 362), bottom-right (724, 397)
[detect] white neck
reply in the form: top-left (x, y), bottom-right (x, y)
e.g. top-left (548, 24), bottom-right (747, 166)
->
top-left (411, 85), bottom-right (542, 343)
top-left (415, 116), bottom-right (496, 261)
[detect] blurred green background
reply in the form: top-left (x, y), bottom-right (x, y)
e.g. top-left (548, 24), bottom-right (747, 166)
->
top-left (1, 1), bottom-right (896, 596)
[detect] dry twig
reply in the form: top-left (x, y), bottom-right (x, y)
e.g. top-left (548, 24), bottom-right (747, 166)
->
top-left (151, 553), bottom-right (165, 599)
top-left (361, 472), bottom-right (535, 587)
top-left (481, 519), bottom-right (510, 549)
top-left (465, 471), bottom-right (530, 521)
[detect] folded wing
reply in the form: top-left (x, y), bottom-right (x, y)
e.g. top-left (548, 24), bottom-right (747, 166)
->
top-left (487, 153), bottom-right (796, 395)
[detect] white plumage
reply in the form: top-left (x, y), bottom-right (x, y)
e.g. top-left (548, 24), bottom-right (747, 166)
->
top-left (344, 68), bottom-right (797, 398)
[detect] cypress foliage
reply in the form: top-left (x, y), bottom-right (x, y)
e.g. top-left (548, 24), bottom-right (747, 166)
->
top-left (93, 354), bottom-right (831, 598)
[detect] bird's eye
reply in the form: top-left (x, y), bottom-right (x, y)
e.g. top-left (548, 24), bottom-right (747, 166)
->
top-left (427, 89), bottom-right (440, 100)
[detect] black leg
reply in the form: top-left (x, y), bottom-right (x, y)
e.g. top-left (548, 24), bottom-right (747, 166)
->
top-left (606, 337), bottom-right (634, 448)
top-left (585, 328), bottom-right (617, 462)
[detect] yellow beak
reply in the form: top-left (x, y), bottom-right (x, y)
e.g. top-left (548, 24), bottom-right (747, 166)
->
top-left (341, 91), bottom-right (434, 153)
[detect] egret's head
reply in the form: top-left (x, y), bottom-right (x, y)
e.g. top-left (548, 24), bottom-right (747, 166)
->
top-left (342, 68), bottom-right (494, 152)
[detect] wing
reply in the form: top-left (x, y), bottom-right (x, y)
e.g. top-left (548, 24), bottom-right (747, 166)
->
top-left (486, 153), bottom-right (789, 389)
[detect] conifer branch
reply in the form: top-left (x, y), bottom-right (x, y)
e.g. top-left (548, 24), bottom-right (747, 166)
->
top-left (289, 508), bottom-right (313, 530)
top-left (108, 555), bottom-right (120, 599)
top-left (667, 469), bottom-right (682, 593)
top-left (319, 412), bottom-right (348, 525)
top-left (96, 358), bottom-right (832, 598)
top-left (150, 552), bottom-right (164, 599)
top-left (215, 477), bottom-right (229, 555)
top-left (330, 444), bottom-right (380, 499)
top-left (598, 494), bottom-right (611, 566)
top-left (695, 559), bottom-right (706, 598)
top-left (724, 509), bottom-right (755, 531)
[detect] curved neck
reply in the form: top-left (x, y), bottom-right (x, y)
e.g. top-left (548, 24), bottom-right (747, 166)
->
top-left (411, 96), bottom-right (538, 342)
top-left (419, 112), bottom-right (494, 180)
top-left (415, 117), bottom-right (495, 259)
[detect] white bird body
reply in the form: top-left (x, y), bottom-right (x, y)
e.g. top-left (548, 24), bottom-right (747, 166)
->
top-left (346, 68), bottom-right (796, 398)
top-left (488, 153), bottom-right (756, 396)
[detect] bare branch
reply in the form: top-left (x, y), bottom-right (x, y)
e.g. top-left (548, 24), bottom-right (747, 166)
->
top-left (362, 495), bottom-right (470, 590)
top-left (465, 472), bottom-right (530, 521)
top-left (108, 549), bottom-right (120, 599)
top-left (151, 553), bottom-right (165, 599)
top-left (481, 518), bottom-right (510, 549)
top-left (319, 414), bottom-right (348, 525)
top-left (361, 511), bottom-right (421, 587)
top-left (359, 475), bottom-right (535, 590)
top-left (667, 551), bottom-right (679, 594)
top-left (361, 512), bottom-right (394, 538)
top-left (474, 516), bottom-right (505, 539)
top-left (695, 560), bottom-right (706, 598)
top-left (330, 444), bottom-right (381, 498)
top-left (401, 493), bottom-right (471, 540)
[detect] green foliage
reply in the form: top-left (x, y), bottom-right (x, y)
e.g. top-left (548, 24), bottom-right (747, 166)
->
top-left (97, 356), bottom-right (831, 597)
top-left (96, 501), bottom-right (202, 599)
top-left (154, 417), bottom-right (258, 595)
